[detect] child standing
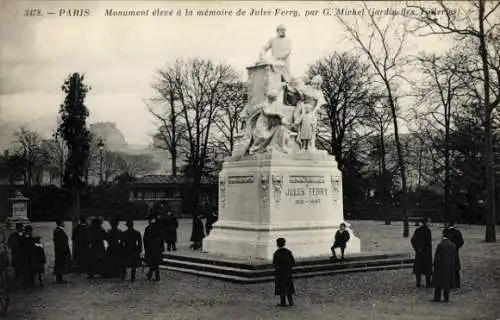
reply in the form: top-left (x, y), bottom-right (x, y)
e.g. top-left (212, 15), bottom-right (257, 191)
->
top-left (33, 236), bottom-right (47, 287)
top-left (330, 223), bottom-right (351, 261)
top-left (272, 237), bottom-right (295, 307)
top-left (298, 104), bottom-right (314, 150)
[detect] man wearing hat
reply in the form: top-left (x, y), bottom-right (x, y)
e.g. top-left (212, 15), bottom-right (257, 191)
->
top-left (143, 214), bottom-right (164, 281)
top-left (120, 219), bottom-right (142, 282)
top-left (410, 217), bottom-right (433, 288)
top-left (20, 225), bottom-right (36, 289)
top-left (53, 220), bottom-right (71, 284)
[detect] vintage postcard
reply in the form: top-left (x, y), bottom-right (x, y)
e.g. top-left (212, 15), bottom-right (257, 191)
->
top-left (0, 1), bottom-right (498, 319)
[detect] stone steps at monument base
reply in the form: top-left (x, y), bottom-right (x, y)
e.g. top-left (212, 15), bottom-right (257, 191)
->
top-left (162, 256), bottom-right (414, 278)
top-left (161, 255), bottom-right (414, 283)
top-left (163, 252), bottom-right (410, 270)
top-left (160, 262), bottom-right (414, 284)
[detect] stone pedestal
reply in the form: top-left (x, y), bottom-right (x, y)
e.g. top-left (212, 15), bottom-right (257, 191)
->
top-left (5, 190), bottom-right (30, 228)
top-left (203, 151), bottom-right (361, 260)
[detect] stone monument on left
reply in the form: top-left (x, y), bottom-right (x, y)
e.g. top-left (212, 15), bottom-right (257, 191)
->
top-left (5, 190), bottom-right (30, 228)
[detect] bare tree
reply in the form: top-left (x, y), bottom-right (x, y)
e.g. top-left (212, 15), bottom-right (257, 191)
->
top-left (407, 0), bottom-right (500, 241)
top-left (43, 132), bottom-right (69, 186)
top-left (415, 51), bottom-right (467, 221)
top-left (338, 7), bottom-right (412, 236)
top-left (119, 153), bottom-right (158, 178)
top-left (148, 65), bottom-right (186, 176)
top-left (306, 52), bottom-right (372, 169)
top-left (213, 81), bottom-right (247, 155)
top-left (13, 127), bottom-right (49, 186)
top-left (364, 95), bottom-right (394, 224)
top-left (151, 58), bottom-right (239, 210)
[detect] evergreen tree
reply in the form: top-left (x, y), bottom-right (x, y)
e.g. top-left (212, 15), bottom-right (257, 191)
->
top-left (57, 73), bottom-right (91, 226)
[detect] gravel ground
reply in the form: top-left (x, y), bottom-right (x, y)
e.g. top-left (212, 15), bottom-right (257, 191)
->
top-left (5, 220), bottom-right (500, 320)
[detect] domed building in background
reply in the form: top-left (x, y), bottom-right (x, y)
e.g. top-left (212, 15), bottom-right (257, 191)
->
top-left (89, 122), bottom-right (128, 151)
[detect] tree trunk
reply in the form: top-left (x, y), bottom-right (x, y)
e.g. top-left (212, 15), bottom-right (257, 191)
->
top-left (380, 132), bottom-right (391, 225)
top-left (444, 117), bottom-right (451, 223)
top-left (388, 96), bottom-right (408, 237)
top-left (71, 186), bottom-right (80, 259)
top-left (478, 0), bottom-right (496, 242)
top-left (171, 150), bottom-right (177, 176)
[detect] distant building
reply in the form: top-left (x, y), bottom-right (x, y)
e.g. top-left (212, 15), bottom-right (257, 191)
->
top-left (90, 122), bottom-right (128, 151)
top-left (128, 174), bottom-right (217, 215)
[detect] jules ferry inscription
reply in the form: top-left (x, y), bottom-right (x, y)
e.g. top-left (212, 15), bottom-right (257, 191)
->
top-left (286, 175), bottom-right (328, 205)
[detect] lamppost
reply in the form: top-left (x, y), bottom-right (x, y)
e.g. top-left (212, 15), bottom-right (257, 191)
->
top-left (98, 139), bottom-right (104, 184)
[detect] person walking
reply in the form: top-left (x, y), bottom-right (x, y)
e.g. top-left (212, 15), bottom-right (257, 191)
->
top-left (273, 237), bottom-right (295, 307)
top-left (53, 220), bottom-right (71, 284)
top-left (411, 217), bottom-right (433, 288)
top-left (432, 229), bottom-right (456, 302)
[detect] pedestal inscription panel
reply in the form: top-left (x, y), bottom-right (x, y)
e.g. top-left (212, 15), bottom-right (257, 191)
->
top-left (203, 156), bottom-right (361, 260)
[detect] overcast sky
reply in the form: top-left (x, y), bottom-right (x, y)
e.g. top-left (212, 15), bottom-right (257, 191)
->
top-left (0, 0), bottom-right (459, 145)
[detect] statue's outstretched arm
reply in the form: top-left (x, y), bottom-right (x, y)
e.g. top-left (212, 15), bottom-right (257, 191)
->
top-left (259, 40), bottom-right (272, 58)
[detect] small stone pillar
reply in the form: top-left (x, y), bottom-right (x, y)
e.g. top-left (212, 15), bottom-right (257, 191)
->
top-left (5, 190), bottom-right (30, 228)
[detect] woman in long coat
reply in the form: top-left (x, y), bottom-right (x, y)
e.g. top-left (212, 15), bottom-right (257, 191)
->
top-left (273, 237), bottom-right (295, 307)
top-left (410, 218), bottom-right (433, 288)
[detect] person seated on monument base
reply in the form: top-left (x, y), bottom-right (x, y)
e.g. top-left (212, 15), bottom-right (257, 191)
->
top-left (330, 223), bottom-right (350, 261)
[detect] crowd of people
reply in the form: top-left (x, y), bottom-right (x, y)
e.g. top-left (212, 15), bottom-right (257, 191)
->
top-left (411, 218), bottom-right (464, 302)
top-left (7, 223), bottom-right (46, 289)
top-left (6, 210), bottom-right (186, 288)
top-left (7, 210), bottom-right (464, 308)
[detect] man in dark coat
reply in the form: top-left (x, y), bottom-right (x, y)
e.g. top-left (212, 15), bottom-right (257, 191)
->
top-left (164, 211), bottom-right (179, 251)
top-left (411, 217), bottom-right (433, 288)
top-left (144, 215), bottom-right (164, 281)
top-left (7, 223), bottom-right (24, 278)
top-left (104, 218), bottom-right (123, 278)
top-left (432, 229), bottom-right (456, 302)
top-left (72, 216), bottom-right (89, 273)
top-left (190, 214), bottom-right (205, 250)
top-left (53, 220), bottom-right (71, 284)
top-left (273, 237), bottom-right (295, 307)
top-left (330, 223), bottom-right (350, 261)
top-left (86, 217), bottom-right (107, 279)
top-left (120, 219), bottom-right (142, 282)
top-left (19, 225), bottom-right (36, 289)
top-left (445, 220), bottom-right (464, 289)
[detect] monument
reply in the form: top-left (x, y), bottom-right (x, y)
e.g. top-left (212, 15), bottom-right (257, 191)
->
top-left (203, 25), bottom-right (361, 260)
top-left (5, 190), bottom-right (30, 228)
